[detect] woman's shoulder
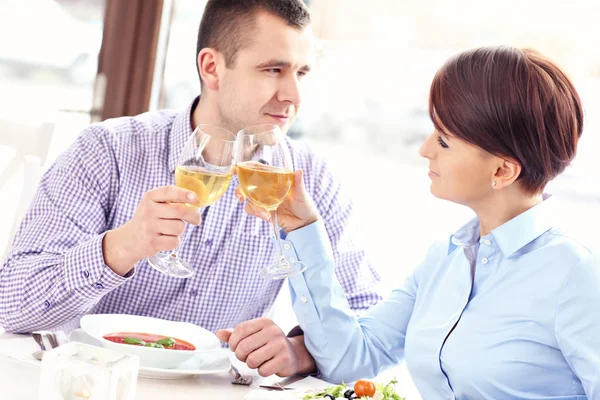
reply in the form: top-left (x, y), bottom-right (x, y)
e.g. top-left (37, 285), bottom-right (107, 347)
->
top-left (538, 226), bottom-right (596, 266)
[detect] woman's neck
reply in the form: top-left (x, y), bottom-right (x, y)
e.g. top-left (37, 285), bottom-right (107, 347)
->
top-left (473, 189), bottom-right (544, 237)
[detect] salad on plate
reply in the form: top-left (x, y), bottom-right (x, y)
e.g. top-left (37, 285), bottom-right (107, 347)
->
top-left (301, 378), bottom-right (404, 400)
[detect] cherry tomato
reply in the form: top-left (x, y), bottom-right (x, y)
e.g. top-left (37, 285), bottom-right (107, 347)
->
top-left (354, 379), bottom-right (376, 397)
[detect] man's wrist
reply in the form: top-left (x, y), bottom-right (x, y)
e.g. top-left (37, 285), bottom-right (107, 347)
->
top-left (102, 226), bottom-right (138, 276)
top-left (289, 335), bottom-right (317, 375)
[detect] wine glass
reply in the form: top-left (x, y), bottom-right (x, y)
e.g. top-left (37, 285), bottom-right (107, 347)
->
top-left (236, 124), bottom-right (306, 280)
top-left (148, 124), bottom-right (236, 278)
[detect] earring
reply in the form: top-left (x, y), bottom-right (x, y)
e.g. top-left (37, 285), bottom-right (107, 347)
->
top-left (492, 181), bottom-right (497, 187)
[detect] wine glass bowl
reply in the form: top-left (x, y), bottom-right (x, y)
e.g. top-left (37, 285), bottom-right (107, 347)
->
top-left (236, 162), bottom-right (293, 211)
top-left (148, 124), bottom-right (236, 278)
top-left (236, 124), bottom-right (306, 280)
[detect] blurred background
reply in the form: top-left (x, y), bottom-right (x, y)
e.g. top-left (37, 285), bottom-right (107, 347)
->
top-left (1, 0), bottom-right (599, 396)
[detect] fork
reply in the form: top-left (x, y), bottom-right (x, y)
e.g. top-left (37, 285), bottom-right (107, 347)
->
top-left (230, 364), bottom-right (253, 386)
top-left (33, 331), bottom-right (60, 351)
top-left (32, 332), bottom-right (46, 351)
top-left (46, 332), bottom-right (59, 349)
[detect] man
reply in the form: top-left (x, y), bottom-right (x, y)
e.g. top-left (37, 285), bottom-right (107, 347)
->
top-left (0, 0), bottom-right (381, 376)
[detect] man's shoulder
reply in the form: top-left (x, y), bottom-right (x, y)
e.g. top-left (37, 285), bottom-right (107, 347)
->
top-left (286, 136), bottom-right (315, 157)
top-left (83, 109), bottom-right (178, 142)
top-left (285, 138), bottom-right (351, 210)
top-left (286, 137), bottom-right (331, 177)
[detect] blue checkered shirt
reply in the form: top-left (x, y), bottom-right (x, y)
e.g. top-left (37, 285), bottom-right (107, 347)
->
top-left (0, 98), bottom-right (382, 333)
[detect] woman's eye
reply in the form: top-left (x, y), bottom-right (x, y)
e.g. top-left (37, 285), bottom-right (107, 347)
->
top-left (437, 135), bottom-right (449, 148)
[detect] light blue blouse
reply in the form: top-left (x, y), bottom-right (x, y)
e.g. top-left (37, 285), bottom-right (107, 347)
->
top-left (282, 197), bottom-right (600, 399)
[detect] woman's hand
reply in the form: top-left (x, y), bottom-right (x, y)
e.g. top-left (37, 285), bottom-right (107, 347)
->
top-left (236, 169), bottom-right (320, 233)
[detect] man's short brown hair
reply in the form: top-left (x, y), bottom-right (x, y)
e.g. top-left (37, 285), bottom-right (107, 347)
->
top-left (196, 0), bottom-right (310, 83)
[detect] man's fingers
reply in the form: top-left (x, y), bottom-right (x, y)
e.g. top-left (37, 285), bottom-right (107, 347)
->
top-left (257, 355), bottom-right (291, 377)
top-left (149, 235), bottom-right (180, 253)
top-left (150, 219), bottom-right (185, 237)
top-left (155, 202), bottom-right (202, 225)
top-left (234, 332), bottom-right (270, 363)
top-left (146, 185), bottom-right (197, 204)
top-left (216, 329), bottom-right (233, 343)
top-left (244, 342), bottom-right (277, 370)
top-left (228, 320), bottom-right (265, 351)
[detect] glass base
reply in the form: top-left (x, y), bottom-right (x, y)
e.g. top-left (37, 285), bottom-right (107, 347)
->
top-left (260, 258), bottom-right (306, 280)
top-left (147, 253), bottom-right (195, 279)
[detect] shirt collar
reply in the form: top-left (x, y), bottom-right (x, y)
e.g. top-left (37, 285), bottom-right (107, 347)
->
top-left (168, 97), bottom-right (199, 173)
top-left (448, 194), bottom-right (555, 257)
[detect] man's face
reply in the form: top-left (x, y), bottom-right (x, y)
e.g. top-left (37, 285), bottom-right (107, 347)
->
top-left (216, 11), bottom-right (314, 135)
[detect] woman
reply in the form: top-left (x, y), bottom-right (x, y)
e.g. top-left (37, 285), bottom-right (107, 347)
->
top-left (235, 46), bottom-right (600, 399)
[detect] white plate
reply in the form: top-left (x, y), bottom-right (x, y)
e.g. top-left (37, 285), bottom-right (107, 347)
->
top-left (80, 314), bottom-right (221, 369)
top-left (70, 328), bottom-right (231, 380)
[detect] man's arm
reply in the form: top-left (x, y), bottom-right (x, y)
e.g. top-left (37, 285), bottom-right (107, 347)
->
top-left (0, 127), bottom-right (204, 333)
top-left (0, 128), bottom-right (126, 333)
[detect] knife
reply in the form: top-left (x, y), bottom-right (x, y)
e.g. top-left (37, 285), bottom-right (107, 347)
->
top-left (258, 385), bottom-right (297, 391)
top-left (259, 374), bottom-right (306, 391)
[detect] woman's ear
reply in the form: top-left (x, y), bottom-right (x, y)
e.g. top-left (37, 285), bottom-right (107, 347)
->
top-left (491, 158), bottom-right (521, 189)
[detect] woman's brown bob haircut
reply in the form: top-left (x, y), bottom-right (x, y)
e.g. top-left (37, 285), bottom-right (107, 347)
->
top-left (429, 46), bottom-right (584, 195)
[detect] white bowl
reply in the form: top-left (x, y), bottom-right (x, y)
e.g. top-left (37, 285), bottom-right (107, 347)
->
top-left (80, 314), bottom-right (221, 369)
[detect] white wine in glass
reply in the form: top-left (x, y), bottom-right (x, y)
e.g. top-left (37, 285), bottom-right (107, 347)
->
top-left (175, 166), bottom-right (233, 208)
top-left (236, 124), bottom-right (306, 280)
top-left (147, 124), bottom-right (236, 279)
top-left (236, 162), bottom-right (293, 211)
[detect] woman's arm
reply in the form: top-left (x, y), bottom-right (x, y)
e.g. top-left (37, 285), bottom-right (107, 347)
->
top-left (285, 220), bottom-right (419, 383)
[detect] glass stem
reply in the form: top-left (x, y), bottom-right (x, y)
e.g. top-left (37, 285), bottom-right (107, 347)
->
top-left (170, 221), bottom-right (189, 259)
top-left (270, 210), bottom-right (286, 264)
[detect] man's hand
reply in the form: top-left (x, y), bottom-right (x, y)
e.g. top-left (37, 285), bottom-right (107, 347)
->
top-left (103, 186), bottom-right (202, 275)
top-left (216, 318), bottom-right (316, 377)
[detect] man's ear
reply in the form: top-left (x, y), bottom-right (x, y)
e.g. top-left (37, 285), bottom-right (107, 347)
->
top-left (197, 48), bottom-right (220, 91)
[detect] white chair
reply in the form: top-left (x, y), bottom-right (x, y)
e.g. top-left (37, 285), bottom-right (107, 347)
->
top-left (0, 119), bottom-right (54, 260)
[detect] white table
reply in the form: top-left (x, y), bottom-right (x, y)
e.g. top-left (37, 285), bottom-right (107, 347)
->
top-left (0, 330), bottom-right (421, 399)
top-left (0, 331), bottom-right (273, 399)
top-left (1, 353), bottom-right (262, 399)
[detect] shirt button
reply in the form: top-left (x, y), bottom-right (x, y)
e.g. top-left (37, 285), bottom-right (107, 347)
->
top-left (190, 289), bottom-right (198, 296)
top-left (82, 270), bottom-right (90, 278)
top-left (283, 243), bottom-right (291, 250)
top-left (43, 300), bottom-right (50, 308)
top-left (94, 283), bottom-right (104, 290)
top-left (205, 239), bottom-right (213, 247)
top-left (300, 296), bottom-right (308, 303)
top-left (481, 257), bottom-right (489, 265)
top-left (289, 257), bottom-right (296, 263)
top-left (484, 239), bottom-right (491, 246)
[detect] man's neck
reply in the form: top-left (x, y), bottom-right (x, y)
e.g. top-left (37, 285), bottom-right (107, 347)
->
top-left (191, 95), bottom-right (234, 133)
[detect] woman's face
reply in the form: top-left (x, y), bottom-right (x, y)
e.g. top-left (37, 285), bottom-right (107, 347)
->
top-left (419, 124), bottom-right (501, 207)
